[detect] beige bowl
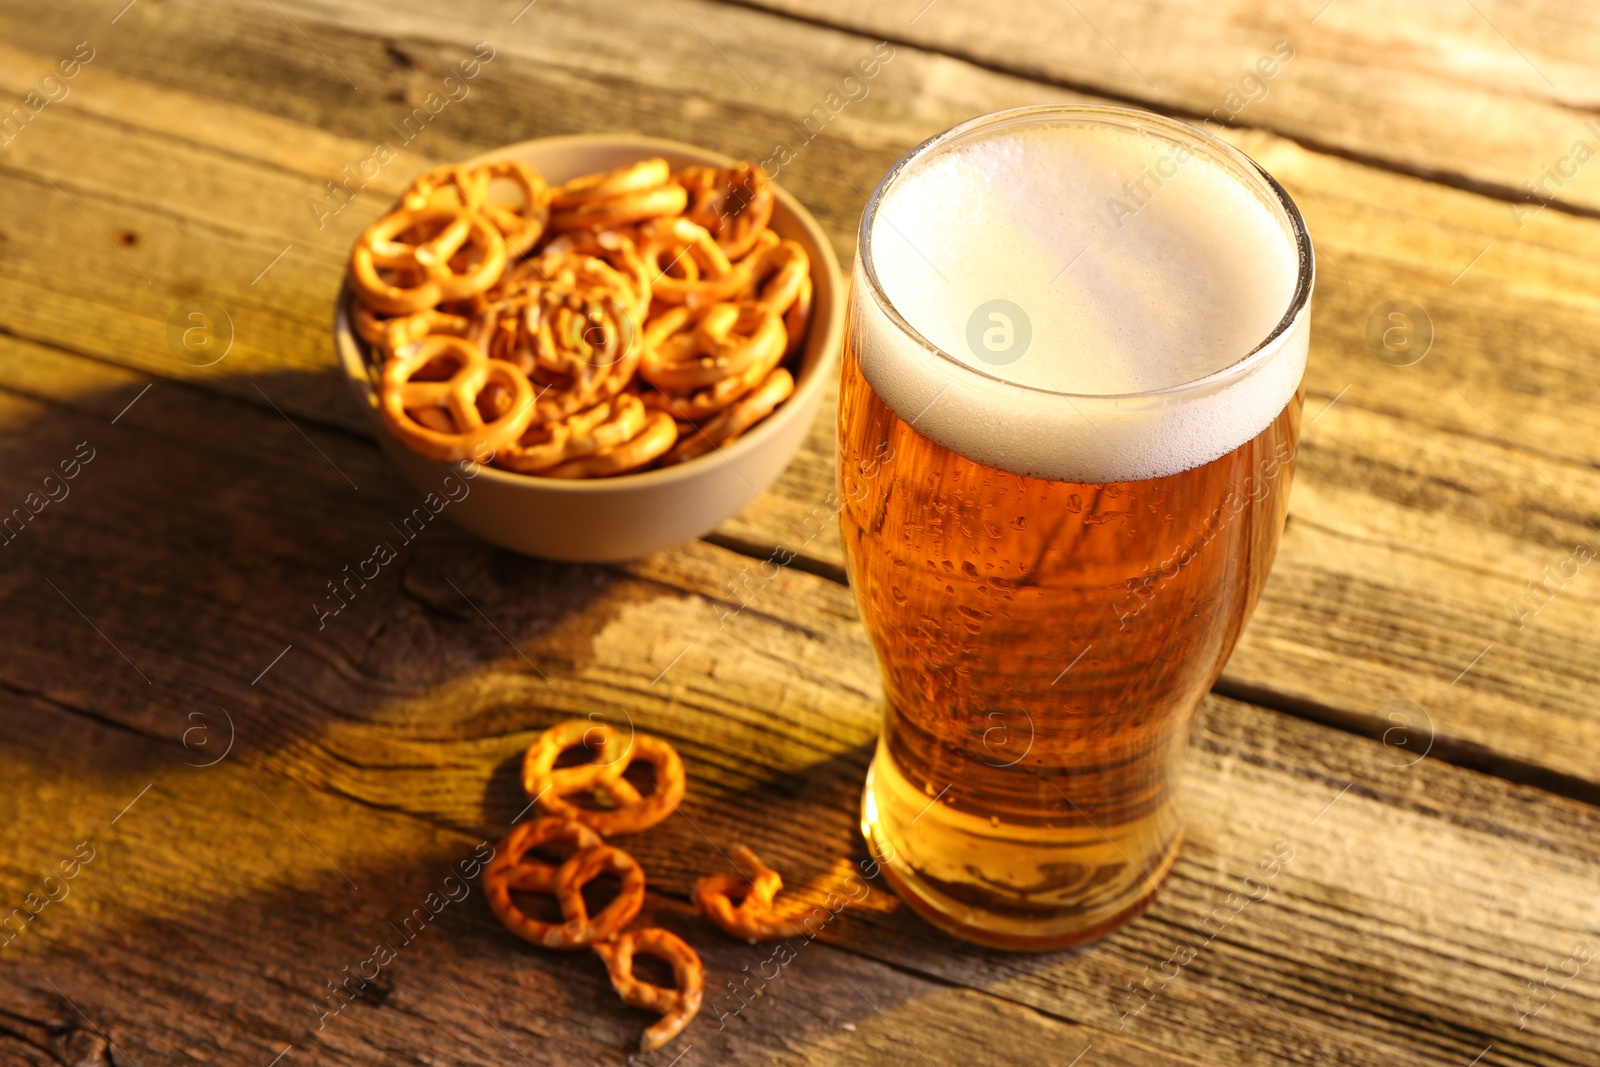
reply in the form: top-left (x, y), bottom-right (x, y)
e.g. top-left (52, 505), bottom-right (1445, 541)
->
top-left (333, 134), bottom-right (843, 563)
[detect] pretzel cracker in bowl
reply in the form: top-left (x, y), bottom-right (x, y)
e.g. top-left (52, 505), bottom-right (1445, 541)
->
top-left (345, 156), bottom-right (813, 480)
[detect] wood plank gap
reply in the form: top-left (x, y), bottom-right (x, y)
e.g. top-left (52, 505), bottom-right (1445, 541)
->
top-left (704, 530), bottom-right (849, 584)
top-left (0, 676), bottom-right (160, 750)
top-left (1, 679), bottom-right (1180, 1060)
top-left (703, 0), bottom-right (1600, 223)
top-left (6, 336), bottom-right (1592, 811)
top-left (1213, 675), bottom-right (1600, 808)
top-left (679, 528), bottom-right (1600, 810)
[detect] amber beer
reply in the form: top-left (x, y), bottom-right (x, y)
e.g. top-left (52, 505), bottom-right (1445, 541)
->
top-left (840, 106), bottom-right (1313, 949)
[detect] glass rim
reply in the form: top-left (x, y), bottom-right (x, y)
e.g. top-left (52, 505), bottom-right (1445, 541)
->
top-left (855, 103), bottom-right (1316, 404)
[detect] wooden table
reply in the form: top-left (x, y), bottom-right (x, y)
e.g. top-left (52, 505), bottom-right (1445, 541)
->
top-left (3, 2), bottom-right (1598, 1064)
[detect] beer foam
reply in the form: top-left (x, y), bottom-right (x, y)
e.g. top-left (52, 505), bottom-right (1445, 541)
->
top-left (856, 114), bottom-right (1310, 482)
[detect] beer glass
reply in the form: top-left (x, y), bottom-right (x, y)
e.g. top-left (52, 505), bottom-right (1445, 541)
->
top-left (839, 105), bottom-right (1312, 949)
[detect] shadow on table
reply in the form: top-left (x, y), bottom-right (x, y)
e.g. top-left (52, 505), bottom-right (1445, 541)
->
top-left (4, 370), bottom-right (1112, 1048)
top-left (0, 688), bottom-right (1025, 1067)
top-left (0, 367), bottom-right (626, 760)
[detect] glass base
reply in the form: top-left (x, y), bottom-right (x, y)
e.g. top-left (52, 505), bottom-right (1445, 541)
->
top-left (860, 751), bottom-right (1181, 951)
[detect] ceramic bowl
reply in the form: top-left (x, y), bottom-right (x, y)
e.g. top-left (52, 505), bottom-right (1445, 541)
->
top-left (333, 134), bottom-right (843, 562)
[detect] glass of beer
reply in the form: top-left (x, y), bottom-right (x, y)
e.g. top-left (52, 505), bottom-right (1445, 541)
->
top-left (840, 105), bottom-right (1312, 949)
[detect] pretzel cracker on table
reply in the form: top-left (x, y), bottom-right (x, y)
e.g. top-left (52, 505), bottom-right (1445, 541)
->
top-left (346, 157), bottom-right (814, 478)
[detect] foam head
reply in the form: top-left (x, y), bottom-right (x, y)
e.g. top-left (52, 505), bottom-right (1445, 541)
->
top-left (853, 106), bottom-right (1311, 483)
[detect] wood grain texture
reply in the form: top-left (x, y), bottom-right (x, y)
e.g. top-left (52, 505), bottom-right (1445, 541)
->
top-left (0, 344), bottom-right (1595, 1066)
top-left (1, 690), bottom-right (1169, 1067)
top-left (2, 3), bottom-right (1599, 1064)
top-left (738, 0), bottom-right (1600, 214)
top-left (0, 0), bottom-right (1597, 792)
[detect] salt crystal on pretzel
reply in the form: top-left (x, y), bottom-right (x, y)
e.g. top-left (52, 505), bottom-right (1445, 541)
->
top-left (478, 252), bottom-right (645, 421)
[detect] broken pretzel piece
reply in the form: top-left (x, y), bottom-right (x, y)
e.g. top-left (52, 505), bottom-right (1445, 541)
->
top-left (693, 844), bottom-right (807, 942)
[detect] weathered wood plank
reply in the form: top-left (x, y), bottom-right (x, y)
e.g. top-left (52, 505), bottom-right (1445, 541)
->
top-left (4, 0), bottom-right (1597, 465)
top-left (13, 203), bottom-right (1598, 809)
top-left (1, 0), bottom-right (1597, 929)
top-left (735, 0), bottom-right (1600, 216)
top-left (2, 7), bottom-right (1595, 461)
top-left (4, 6), bottom-right (1597, 489)
top-left (4, 4), bottom-right (1597, 1067)
top-left (723, 125), bottom-right (1600, 792)
top-left (0, 344), bottom-right (1596, 1066)
top-left (0, 690), bottom-right (1167, 1067)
